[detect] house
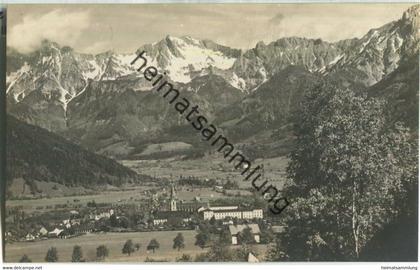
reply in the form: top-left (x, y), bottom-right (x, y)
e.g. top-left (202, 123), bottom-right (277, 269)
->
top-left (152, 211), bottom-right (192, 226)
top-left (222, 220), bottom-right (234, 225)
top-left (74, 223), bottom-right (94, 234)
top-left (153, 217), bottom-right (167, 226)
top-left (25, 233), bottom-right (35, 241)
top-left (39, 226), bottom-right (48, 236)
top-left (48, 228), bottom-right (64, 238)
top-left (89, 209), bottom-right (114, 221)
top-left (271, 225), bottom-right (286, 234)
top-left (177, 201), bottom-right (208, 212)
top-left (228, 224), bottom-right (261, 245)
top-left (71, 219), bottom-right (81, 226)
top-left (214, 186), bottom-right (224, 193)
top-left (5, 231), bottom-right (13, 242)
top-left (95, 212), bottom-right (111, 220)
top-left (62, 219), bottom-right (72, 228)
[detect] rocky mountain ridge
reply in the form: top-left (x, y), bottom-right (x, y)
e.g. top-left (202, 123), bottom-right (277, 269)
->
top-left (6, 5), bottom-right (419, 158)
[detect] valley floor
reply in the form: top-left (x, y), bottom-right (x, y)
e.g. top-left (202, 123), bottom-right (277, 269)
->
top-left (5, 231), bottom-right (269, 262)
top-left (121, 155), bottom-right (289, 190)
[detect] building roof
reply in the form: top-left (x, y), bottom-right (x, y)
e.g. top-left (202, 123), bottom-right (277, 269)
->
top-left (154, 211), bottom-right (191, 219)
top-left (203, 208), bottom-right (262, 213)
top-left (49, 228), bottom-right (64, 235)
top-left (198, 205), bottom-right (237, 212)
top-left (228, 224), bottom-right (261, 235)
top-left (271, 225), bottom-right (286, 233)
top-left (179, 201), bottom-right (208, 208)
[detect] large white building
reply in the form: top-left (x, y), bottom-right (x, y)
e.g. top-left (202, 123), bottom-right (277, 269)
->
top-left (152, 183), bottom-right (264, 225)
top-left (199, 206), bottom-right (263, 220)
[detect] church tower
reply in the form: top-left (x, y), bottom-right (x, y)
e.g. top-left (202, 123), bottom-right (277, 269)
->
top-left (169, 184), bottom-right (177, 211)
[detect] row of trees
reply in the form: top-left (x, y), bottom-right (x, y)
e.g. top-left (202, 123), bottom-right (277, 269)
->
top-left (20, 233), bottom-right (187, 262)
top-left (20, 228), bottom-right (265, 262)
top-left (121, 234), bottom-right (186, 255)
top-left (195, 226), bottom-right (259, 249)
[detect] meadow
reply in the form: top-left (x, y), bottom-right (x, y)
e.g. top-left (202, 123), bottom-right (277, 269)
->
top-left (121, 155), bottom-right (288, 190)
top-left (6, 186), bottom-right (155, 212)
top-left (6, 230), bottom-right (200, 262)
top-left (6, 154), bottom-right (287, 215)
top-left (5, 230), bottom-right (269, 262)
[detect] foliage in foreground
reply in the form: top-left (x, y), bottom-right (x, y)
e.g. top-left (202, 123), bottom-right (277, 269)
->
top-left (270, 84), bottom-right (417, 261)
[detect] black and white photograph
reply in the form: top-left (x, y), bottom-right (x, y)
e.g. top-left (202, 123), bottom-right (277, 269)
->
top-left (1, 2), bottom-right (419, 267)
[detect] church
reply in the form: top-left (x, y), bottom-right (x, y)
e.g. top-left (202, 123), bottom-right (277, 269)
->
top-left (152, 185), bottom-right (193, 226)
top-left (152, 184), bottom-right (264, 226)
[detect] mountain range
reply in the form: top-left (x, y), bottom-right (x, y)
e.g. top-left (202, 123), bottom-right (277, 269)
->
top-left (5, 5), bottom-right (419, 190)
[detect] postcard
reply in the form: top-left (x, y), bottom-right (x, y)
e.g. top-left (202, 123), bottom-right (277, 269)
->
top-left (2, 2), bottom-right (419, 266)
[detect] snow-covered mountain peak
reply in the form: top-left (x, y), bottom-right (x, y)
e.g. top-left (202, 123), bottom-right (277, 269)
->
top-left (139, 35), bottom-right (238, 83)
top-left (165, 35), bottom-right (202, 47)
top-left (322, 5), bottom-right (419, 86)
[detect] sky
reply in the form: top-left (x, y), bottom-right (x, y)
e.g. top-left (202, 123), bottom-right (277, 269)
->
top-left (7, 3), bottom-right (415, 54)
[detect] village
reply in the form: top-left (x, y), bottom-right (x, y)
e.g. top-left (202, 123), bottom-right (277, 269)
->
top-left (5, 177), bottom-right (285, 261)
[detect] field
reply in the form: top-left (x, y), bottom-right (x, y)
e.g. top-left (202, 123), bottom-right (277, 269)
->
top-left (5, 230), bottom-right (199, 262)
top-left (6, 185), bottom-right (241, 214)
top-left (5, 231), bottom-right (269, 262)
top-left (121, 155), bottom-right (289, 190)
top-left (7, 154), bottom-right (288, 212)
top-left (6, 186), bottom-right (155, 212)
top-left (5, 155), bottom-right (276, 263)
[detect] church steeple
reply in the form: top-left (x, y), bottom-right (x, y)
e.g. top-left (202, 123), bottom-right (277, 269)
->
top-left (169, 184), bottom-right (177, 211)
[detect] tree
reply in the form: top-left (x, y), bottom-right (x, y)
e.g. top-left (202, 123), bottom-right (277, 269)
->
top-left (134, 243), bottom-right (141, 251)
top-left (19, 254), bottom-right (31, 262)
top-left (71, 245), bottom-right (84, 262)
top-left (238, 227), bottom-right (255, 245)
top-left (147, 239), bottom-right (160, 253)
top-left (119, 217), bottom-right (129, 228)
top-left (110, 214), bottom-right (118, 227)
top-left (122, 239), bottom-right (135, 256)
top-left (219, 229), bottom-right (231, 245)
top-left (45, 247), bottom-right (58, 262)
top-left (234, 244), bottom-right (259, 261)
top-left (204, 242), bottom-right (234, 262)
top-left (96, 245), bottom-right (109, 260)
top-left (173, 233), bottom-right (185, 251)
top-left (209, 216), bottom-right (216, 225)
top-left (87, 200), bottom-right (97, 207)
top-left (276, 85), bottom-right (417, 261)
top-left (167, 216), bottom-right (183, 228)
top-left (260, 228), bottom-right (275, 244)
top-left (195, 231), bottom-right (210, 249)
